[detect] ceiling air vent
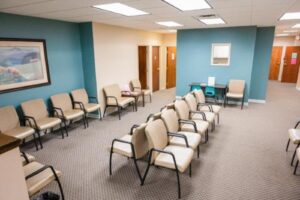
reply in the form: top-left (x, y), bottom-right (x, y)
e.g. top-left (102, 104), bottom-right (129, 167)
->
top-left (198, 14), bottom-right (217, 18)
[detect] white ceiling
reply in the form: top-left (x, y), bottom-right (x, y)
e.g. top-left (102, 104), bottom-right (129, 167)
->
top-left (0, 0), bottom-right (300, 35)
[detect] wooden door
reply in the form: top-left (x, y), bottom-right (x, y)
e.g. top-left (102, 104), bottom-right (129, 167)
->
top-left (268, 46), bottom-right (282, 80)
top-left (138, 46), bottom-right (147, 89)
top-left (166, 47), bottom-right (176, 88)
top-left (152, 46), bottom-right (160, 92)
top-left (282, 46), bottom-right (300, 83)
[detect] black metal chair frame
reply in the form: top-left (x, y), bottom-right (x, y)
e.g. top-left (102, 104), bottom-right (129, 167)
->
top-left (286, 121), bottom-right (300, 167)
top-left (225, 87), bottom-right (245, 109)
top-left (133, 86), bottom-right (152, 103)
top-left (103, 96), bottom-right (135, 120)
top-left (25, 165), bottom-right (65, 200)
top-left (196, 99), bottom-right (220, 124)
top-left (190, 108), bottom-right (215, 132)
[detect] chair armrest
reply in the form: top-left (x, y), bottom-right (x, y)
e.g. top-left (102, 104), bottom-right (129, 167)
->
top-left (110, 138), bottom-right (135, 158)
top-left (295, 121), bottom-right (300, 129)
top-left (20, 151), bottom-right (29, 164)
top-left (178, 119), bottom-right (198, 133)
top-left (197, 103), bottom-right (213, 112)
top-left (167, 132), bottom-right (189, 147)
top-left (52, 107), bottom-right (65, 119)
top-left (73, 101), bottom-right (85, 111)
top-left (148, 148), bottom-right (178, 169)
top-left (189, 110), bottom-right (207, 121)
top-left (106, 96), bottom-right (119, 106)
top-left (130, 124), bottom-right (140, 135)
top-left (146, 113), bottom-right (154, 122)
top-left (25, 165), bottom-right (59, 180)
top-left (88, 96), bottom-right (99, 104)
top-left (23, 116), bottom-right (38, 129)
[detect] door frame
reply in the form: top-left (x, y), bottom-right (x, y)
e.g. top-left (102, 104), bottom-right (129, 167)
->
top-left (152, 46), bottom-right (160, 92)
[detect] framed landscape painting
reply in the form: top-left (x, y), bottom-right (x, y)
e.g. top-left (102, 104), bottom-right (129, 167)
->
top-left (0, 38), bottom-right (50, 93)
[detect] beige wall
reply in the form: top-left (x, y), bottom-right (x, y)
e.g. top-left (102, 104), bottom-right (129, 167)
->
top-left (92, 22), bottom-right (177, 110)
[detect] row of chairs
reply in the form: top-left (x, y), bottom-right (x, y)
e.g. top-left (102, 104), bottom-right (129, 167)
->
top-left (109, 89), bottom-right (221, 198)
top-left (0, 88), bottom-right (101, 151)
top-left (286, 120), bottom-right (300, 174)
top-left (21, 152), bottom-right (65, 199)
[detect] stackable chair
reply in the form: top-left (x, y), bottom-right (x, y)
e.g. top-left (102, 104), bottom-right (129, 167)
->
top-left (174, 100), bottom-right (210, 142)
top-left (51, 93), bottom-right (86, 134)
top-left (109, 123), bottom-right (149, 183)
top-left (21, 99), bottom-right (66, 149)
top-left (225, 79), bottom-right (245, 109)
top-left (286, 120), bottom-right (300, 166)
top-left (0, 106), bottom-right (37, 150)
top-left (142, 119), bottom-right (194, 199)
top-left (184, 93), bottom-right (216, 131)
top-left (103, 84), bottom-right (135, 120)
top-left (21, 152), bottom-right (36, 166)
top-left (130, 79), bottom-right (152, 103)
top-left (71, 88), bottom-right (102, 127)
top-left (293, 148), bottom-right (300, 175)
top-left (193, 90), bottom-right (221, 123)
top-left (161, 108), bottom-right (201, 158)
top-left (24, 161), bottom-right (65, 200)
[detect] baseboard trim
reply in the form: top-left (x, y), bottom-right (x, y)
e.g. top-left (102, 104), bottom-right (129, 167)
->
top-left (248, 99), bottom-right (266, 104)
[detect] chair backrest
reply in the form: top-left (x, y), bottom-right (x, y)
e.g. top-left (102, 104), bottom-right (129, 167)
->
top-left (103, 84), bottom-right (122, 100)
top-left (50, 93), bottom-right (73, 112)
top-left (161, 109), bottom-right (179, 133)
top-left (184, 93), bottom-right (197, 111)
top-left (71, 89), bottom-right (89, 105)
top-left (21, 99), bottom-right (48, 120)
top-left (193, 90), bottom-right (205, 104)
top-left (131, 123), bottom-right (149, 159)
top-left (174, 100), bottom-right (190, 120)
top-left (0, 106), bottom-right (20, 132)
top-left (145, 119), bottom-right (168, 162)
top-left (130, 79), bottom-right (142, 91)
top-left (228, 80), bottom-right (245, 94)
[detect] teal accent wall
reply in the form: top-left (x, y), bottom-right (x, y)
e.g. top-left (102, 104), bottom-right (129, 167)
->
top-left (176, 26), bottom-right (275, 101)
top-left (250, 27), bottom-right (275, 100)
top-left (79, 22), bottom-right (98, 97)
top-left (0, 13), bottom-right (84, 107)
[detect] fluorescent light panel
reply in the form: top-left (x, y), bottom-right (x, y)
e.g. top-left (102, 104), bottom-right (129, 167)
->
top-left (163, 0), bottom-right (211, 11)
top-left (93, 3), bottom-right (148, 16)
top-left (276, 34), bottom-right (289, 37)
top-left (292, 24), bottom-right (300, 28)
top-left (200, 18), bottom-right (225, 25)
top-left (156, 21), bottom-right (183, 27)
top-left (280, 12), bottom-right (300, 20)
top-left (283, 30), bottom-right (298, 33)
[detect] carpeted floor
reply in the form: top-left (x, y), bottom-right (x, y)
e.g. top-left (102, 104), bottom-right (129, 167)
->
top-left (24, 81), bottom-right (300, 200)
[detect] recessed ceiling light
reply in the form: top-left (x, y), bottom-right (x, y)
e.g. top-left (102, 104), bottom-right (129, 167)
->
top-left (163, 0), bottom-right (211, 11)
top-left (292, 24), bottom-right (300, 28)
top-left (93, 3), bottom-right (149, 16)
top-left (280, 12), bottom-right (300, 20)
top-left (283, 30), bottom-right (298, 33)
top-left (199, 18), bottom-right (225, 25)
top-left (276, 34), bottom-right (289, 37)
top-left (168, 30), bottom-right (177, 33)
top-left (156, 21), bottom-right (183, 27)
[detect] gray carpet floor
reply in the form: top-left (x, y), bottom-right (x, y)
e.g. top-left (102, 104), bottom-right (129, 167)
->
top-left (24, 81), bottom-right (300, 200)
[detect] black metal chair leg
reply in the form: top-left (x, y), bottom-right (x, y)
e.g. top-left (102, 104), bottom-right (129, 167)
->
top-left (36, 131), bottom-right (43, 149)
top-left (141, 159), bottom-right (152, 185)
top-left (50, 166), bottom-right (65, 200)
top-left (150, 94), bottom-right (152, 103)
top-left (241, 96), bottom-right (244, 110)
top-left (291, 144), bottom-right (300, 166)
top-left (286, 139), bottom-right (291, 152)
top-left (99, 108), bottom-right (102, 120)
top-left (32, 133), bottom-right (39, 151)
top-left (189, 163), bottom-right (192, 177)
top-left (197, 145), bottom-right (200, 158)
top-left (133, 158), bottom-right (142, 183)
top-left (118, 106), bottom-right (121, 120)
top-left (82, 115), bottom-right (87, 129)
top-left (109, 151), bottom-right (113, 175)
top-left (103, 106), bottom-right (107, 117)
top-left (85, 114), bottom-right (89, 128)
top-left (175, 168), bottom-right (181, 199)
top-left (59, 123), bottom-right (65, 139)
top-left (63, 121), bottom-right (68, 137)
top-left (294, 160), bottom-right (299, 175)
top-left (217, 113), bottom-right (220, 124)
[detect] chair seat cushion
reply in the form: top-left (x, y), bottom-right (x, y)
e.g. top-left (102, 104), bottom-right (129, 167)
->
top-left (200, 105), bottom-right (221, 114)
top-left (63, 109), bottom-right (84, 120)
top-left (181, 120), bottom-right (209, 135)
top-left (130, 91), bottom-right (142, 97)
top-left (118, 97), bottom-right (135, 107)
top-left (142, 89), bottom-right (151, 95)
top-left (24, 162), bottom-right (62, 197)
top-left (112, 135), bottom-right (133, 157)
top-left (36, 117), bottom-right (61, 130)
top-left (154, 145), bottom-right (194, 173)
top-left (297, 148), bottom-right (300, 161)
top-left (4, 126), bottom-right (35, 139)
top-left (22, 153), bottom-right (36, 166)
top-left (226, 92), bottom-right (243, 98)
top-left (169, 131), bottom-right (201, 150)
top-left (84, 103), bottom-right (101, 113)
top-left (191, 112), bottom-right (215, 123)
top-left (289, 129), bottom-right (300, 144)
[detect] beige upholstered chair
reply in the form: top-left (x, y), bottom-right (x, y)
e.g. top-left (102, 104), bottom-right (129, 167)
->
top-left (24, 161), bottom-right (64, 199)
top-left (193, 90), bottom-right (221, 123)
top-left (109, 123), bottom-right (149, 182)
top-left (225, 79), bottom-right (246, 109)
top-left (103, 84), bottom-right (135, 120)
top-left (142, 119), bottom-right (194, 199)
top-left (174, 100), bottom-right (210, 143)
top-left (51, 93), bottom-right (86, 133)
top-left (184, 93), bottom-right (216, 131)
top-left (0, 106), bottom-right (37, 150)
top-left (161, 108), bottom-right (201, 157)
top-left (21, 99), bottom-right (65, 149)
top-left (71, 88), bottom-right (102, 126)
top-left (286, 121), bottom-right (300, 166)
top-left (21, 152), bottom-right (36, 166)
top-left (130, 79), bottom-right (152, 103)
top-left (293, 148), bottom-right (300, 175)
